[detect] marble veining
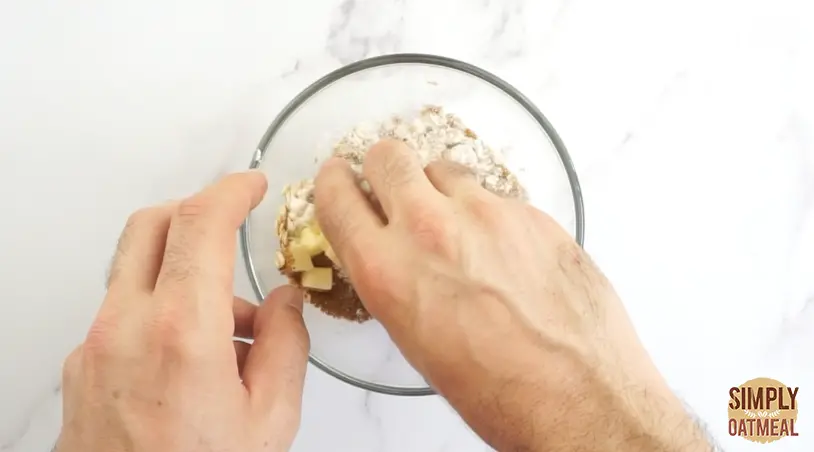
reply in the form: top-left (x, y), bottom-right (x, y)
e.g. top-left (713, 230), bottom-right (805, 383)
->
top-left (0, 0), bottom-right (811, 451)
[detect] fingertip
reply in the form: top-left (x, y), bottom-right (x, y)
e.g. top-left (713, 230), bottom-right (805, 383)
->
top-left (424, 159), bottom-right (482, 198)
top-left (315, 157), bottom-right (352, 187)
top-left (265, 285), bottom-right (304, 313)
top-left (368, 138), bottom-right (410, 156)
top-left (243, 169), bottom-right (269, 208)
top-left (62, 345), bottom-right (82, 386)
top-left (319, 156), bottom-right (352, 171)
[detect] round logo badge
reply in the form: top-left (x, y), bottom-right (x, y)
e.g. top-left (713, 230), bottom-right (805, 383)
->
top-left (728, 377), bottom-right (799, 443)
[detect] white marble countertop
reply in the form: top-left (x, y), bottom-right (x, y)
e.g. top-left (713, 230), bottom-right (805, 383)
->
top-left (1, 0), bottom-right (812, 451)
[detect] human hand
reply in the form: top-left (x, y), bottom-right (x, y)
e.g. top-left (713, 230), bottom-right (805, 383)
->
top-left (314, 140), bottom-right (712, 452)
top-left (57, 172), bottom-right (310, 452)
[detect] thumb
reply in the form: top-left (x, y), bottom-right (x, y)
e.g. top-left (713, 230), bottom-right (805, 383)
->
top-left (242, 285), bottom-right (310, 420)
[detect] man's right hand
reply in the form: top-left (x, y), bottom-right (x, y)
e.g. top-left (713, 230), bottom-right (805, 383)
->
top-left (314, 139), bottom-right (713, 452)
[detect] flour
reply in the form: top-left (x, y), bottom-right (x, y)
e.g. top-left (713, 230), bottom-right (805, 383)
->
top-left (282, 105), bottom-right (525, 235)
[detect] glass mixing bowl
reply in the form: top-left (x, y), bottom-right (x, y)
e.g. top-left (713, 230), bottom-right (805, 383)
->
top-left (240, 54), bottom-right (584, 396)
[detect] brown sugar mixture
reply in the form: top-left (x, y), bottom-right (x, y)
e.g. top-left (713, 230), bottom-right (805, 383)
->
top-left (284, 252), bottom-right (371, 323)
top-left (274, 106), bottom-right (526, 322)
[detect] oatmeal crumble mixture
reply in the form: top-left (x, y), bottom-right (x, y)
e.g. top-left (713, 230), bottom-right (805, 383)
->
top-left (275, 105), bottom-right (526, 322)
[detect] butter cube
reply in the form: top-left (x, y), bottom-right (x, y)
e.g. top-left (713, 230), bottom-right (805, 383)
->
top-left (299, 226), bottom-right (328, 256)
top-left (301, 267), bottom-right (333, 291)
top-left (289, 244), bottom-right (314, 272)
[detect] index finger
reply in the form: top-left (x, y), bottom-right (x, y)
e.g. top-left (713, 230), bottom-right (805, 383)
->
top-left (154, 171), bottom-right (267, 305)
top-left (315, 158), bottom-right (384, 270)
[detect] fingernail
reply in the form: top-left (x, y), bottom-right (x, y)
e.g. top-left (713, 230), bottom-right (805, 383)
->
top-left (274, 285), bottom-right (303, 312)
top-left (245, 169), bottom-right (267, 179)
top-left (243, 169), bottom-right (269, 192)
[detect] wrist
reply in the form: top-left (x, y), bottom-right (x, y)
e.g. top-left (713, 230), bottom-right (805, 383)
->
top-left (530, 351), bottom-right (713, 452)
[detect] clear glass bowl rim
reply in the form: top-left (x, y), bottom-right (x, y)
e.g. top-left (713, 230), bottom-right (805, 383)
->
top-left (240, 53), bottom-right (585, 396)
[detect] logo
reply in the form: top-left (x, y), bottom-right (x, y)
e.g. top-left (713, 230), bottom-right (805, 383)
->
top-left (728, 377), bottom-right (799, 443)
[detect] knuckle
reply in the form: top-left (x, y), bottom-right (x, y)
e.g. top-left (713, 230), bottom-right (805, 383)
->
top-left (353, 253), bottom-right (389, 295)
top-left (83, 316), bottom-right (118, 359)
top-left (408, 209), bottom-right (442, 236)
top-left (407, 209), bottom-right (457, 257)
top-left (110, 205), bottom-right (170, 287)
top-left (147, 307), bottom-right (201, 358)
top-left (176, 196), bottom-right (212, 221)
top-left (82, 340), bottom-right (115, 371)
top-left (158, 247), bottom-right (195, 283)
top-left (62, 346), bottom-right (83, 383)
top-left (125, 206), bottom-right (159, 229)
top-left (110, 208), bottom-right (157, 282)
top-left (465, 195), bottom-right (502, 224)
